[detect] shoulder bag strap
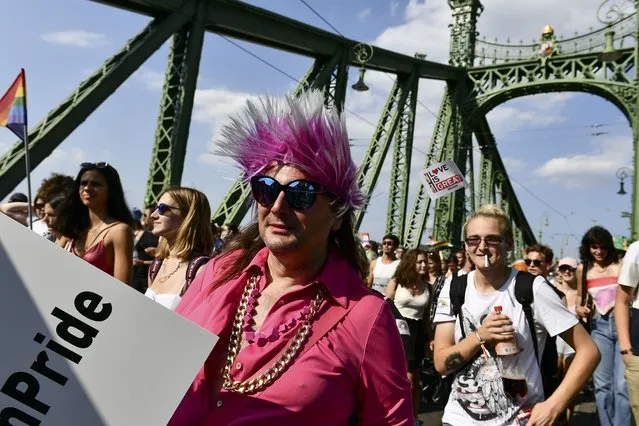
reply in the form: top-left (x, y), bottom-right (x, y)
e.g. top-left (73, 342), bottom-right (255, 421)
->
top-left (450, 274), bottom-right (469, 339)
top-left (514, 271), bottom-right (540, 362)
top-left (181, 256), bottom-right (211, 295)
top-left (148, 258), bottom-right (163, 283)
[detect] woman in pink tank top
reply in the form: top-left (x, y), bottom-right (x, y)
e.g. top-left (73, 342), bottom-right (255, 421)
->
top-left (55, 162), bottom-right (134, 284)
top-left (576, 226), bottom-right (631, 426)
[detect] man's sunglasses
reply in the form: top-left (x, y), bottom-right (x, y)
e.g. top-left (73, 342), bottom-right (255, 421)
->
top-left (250, 175), bottom-right (329, 211)
top-left (80, 162), bottom-right (108, 169)
top-left (524, 258), bottom-right (545, 267)
top-left (465, 236), bottom-right (504, 247)
top-left (34, 203), bottom-right (45, 210)
top-left (154, 203), bottom-right (181, 215)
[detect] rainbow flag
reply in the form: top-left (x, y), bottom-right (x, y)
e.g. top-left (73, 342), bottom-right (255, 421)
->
top-left (0, 69), bottom-right (27, 141)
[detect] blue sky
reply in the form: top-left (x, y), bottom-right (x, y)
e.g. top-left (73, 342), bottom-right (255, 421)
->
top-left (0, 0), bottom-right (634, 259)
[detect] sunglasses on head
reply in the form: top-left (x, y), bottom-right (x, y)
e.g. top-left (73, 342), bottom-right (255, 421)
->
top-left (80, 162), bottom-right (108, 169)
top-left (250, 175), bottom-right (330, 211)
top-left (524, 258), bottom-right (545, 267)
top-left (154, 203), bottom-right (180, 215)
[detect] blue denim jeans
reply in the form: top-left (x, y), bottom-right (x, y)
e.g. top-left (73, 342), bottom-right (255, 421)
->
top-left (591, 311), bottom-right (632, 426)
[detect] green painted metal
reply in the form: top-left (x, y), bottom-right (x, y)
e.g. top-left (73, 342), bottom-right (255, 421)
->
top-left (386, 68), bottom-right (420, 243)
top-left (0, 3), bottom-right (195, 200)
top-left (210, 51), bottom-right (350, 227)
top-left (466, 139), bottom-right (475, 215)
top-left (354, 73), bottom-right (417, 231)
top-left (448, 0), bottom-right (483, 68)
top-left (93, 0), bottom-right (460, 80)
top-left (432, 83), bottom-right (472, 246)
top-left (144, 0), bottom-right (206, 207)
top-left (403, 85), bottom-right (455, 248)
top-left (631, 8), bottom-right (639, 241)
top-left (424, 0), bottom-right (481, 247)
top-left (477, 148), bottom-right (494, 205)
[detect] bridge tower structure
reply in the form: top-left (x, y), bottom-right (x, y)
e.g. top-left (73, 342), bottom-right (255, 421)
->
top-left (0, 0), bottom-right (636, 249)
top-left (405, 0), bottom-right (639, 252)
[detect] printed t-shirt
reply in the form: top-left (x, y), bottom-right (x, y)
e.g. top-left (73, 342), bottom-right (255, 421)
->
top-left (618, 241), bottom-right (639, 355)
top-left (433, 269), bottom-right (578, 426)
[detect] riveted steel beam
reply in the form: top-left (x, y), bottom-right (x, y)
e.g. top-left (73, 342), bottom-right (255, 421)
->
top-left (0, 3), bottom-right (195, 200)
top-left (386, 68), bottom-right (420, 243)
top-left (144, 0), bottom-right (207, 207)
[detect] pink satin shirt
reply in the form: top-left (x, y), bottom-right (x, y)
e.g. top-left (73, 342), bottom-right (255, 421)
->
top-left (169, 246), bottom-right (413, 426)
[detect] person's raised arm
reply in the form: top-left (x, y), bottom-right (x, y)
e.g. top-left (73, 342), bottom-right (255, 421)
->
top-left (111, 224), bottom-right (134, 284)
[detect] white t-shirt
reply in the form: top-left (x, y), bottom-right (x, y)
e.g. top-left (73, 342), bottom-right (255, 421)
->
top-left (371, 259), bottom-right (400, 294)
top-left (618, 241), bottom-right (639, 309)
top-left (434, 269), bottom-right (578, 426)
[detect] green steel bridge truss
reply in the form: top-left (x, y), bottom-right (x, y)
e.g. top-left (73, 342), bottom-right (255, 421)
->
top-left (0, 0), bottom-right (637, 249)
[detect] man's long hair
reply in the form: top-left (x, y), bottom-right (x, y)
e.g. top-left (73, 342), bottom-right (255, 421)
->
top-left (209, 212), bottom-right (368, 293)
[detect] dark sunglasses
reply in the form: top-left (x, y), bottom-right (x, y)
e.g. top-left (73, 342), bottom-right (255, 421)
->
top-left (524, 258), bottom-right (545, 267)
top-left (154, 203), bottom-right (180, 215)
top-left (465, 236), bottom-right (504, 247)
top-left (558, 266), bottom-right (575, 273)
top-left (382, 241), bottom-right (395, 246)
top-left (80, 162), bottom-right (108, 169)
top-left (250, 175), bottom-right (329, 211)
top-left (34, 203), bottom-right (45, 210)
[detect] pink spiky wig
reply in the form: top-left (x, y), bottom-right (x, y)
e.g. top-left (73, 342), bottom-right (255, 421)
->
top-left (216, 90), bottom-right (365, 216)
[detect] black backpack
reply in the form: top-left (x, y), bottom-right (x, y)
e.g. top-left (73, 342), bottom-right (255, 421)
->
top-left (449, 271), bottom-right (562, 399)
top-left (149, 256), bottom-right (210, 295)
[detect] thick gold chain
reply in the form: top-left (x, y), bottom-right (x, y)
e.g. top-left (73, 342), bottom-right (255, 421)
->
top-left (221, 275), bottom-right (324, 394)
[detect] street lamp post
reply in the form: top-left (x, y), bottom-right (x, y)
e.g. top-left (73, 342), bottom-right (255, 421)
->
top-left (538, 212), bottom-right (550, 243)
top-left (617, 166), bottom-right (634, 195)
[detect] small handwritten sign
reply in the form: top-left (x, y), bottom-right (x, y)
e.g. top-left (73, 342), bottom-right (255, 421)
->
top-left (421, 160), bottom-right (468, 200)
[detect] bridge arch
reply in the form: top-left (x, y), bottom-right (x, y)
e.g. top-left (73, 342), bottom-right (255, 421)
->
top-left (468, 80), bottom-right (635, 127)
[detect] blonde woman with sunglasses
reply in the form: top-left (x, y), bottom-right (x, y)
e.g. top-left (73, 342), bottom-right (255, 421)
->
top-left (145, 187), bottom-right (214, 311)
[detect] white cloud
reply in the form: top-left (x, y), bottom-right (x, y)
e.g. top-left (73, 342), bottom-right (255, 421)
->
top-left (39, 147), bottom-right (90, 176)
top-left (487, 104), bottom-right (568, 133)
top-left (40, 31), bottom-right (108, 48)
top-left (192, 88), bottom-right (260, 165)
top-left (132, 67), bottom-right (164, 91)
top-left (390, 0), bottom-right (400, 17)
top-left (534, 136), bottom-right (632, 188)
top-left (358, 8), bottom-right (372, 22)
top-left (502, 157), bottom-right (525, 171)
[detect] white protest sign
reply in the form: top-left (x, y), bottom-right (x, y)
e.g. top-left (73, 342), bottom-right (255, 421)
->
top-left (0, 214), bottom-right (218, 425)
top-left (421, 160), bottom-right (468, 200)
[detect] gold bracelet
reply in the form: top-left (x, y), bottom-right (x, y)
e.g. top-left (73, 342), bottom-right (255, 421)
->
top-left (474, 331), bottom-right (485, 345)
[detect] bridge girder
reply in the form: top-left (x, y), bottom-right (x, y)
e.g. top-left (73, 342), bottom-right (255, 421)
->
top-left (91, 0), bottom-right (459, 81)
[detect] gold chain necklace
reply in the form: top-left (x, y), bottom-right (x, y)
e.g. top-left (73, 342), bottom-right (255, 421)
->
top-left (158, 259), bottom-right (183, 283)
top-left (222, 275), bottom-right (324, 394)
